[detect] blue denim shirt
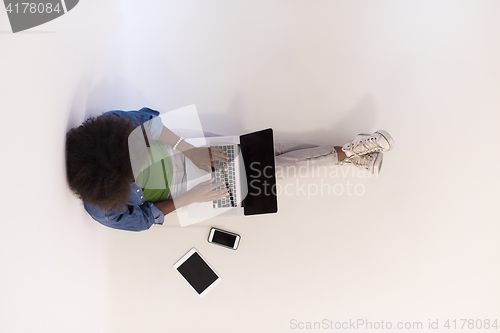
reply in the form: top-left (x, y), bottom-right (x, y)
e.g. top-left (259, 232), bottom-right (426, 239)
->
top-left (83, 107), bottom-right (165, 232)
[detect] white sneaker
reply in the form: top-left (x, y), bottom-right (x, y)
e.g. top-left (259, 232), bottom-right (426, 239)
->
top-left (339, 152), bottom-right (383, 176)
top-left (342, 130), bottom-right (395, 157)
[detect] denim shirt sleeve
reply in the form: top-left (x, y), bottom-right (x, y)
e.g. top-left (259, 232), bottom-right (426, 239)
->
top-left (101, 106), bottom-right (165, 140)
top-left (84, 184), bottom-right (165, 232)
top-left (145, 116), bottom-right (164, 140)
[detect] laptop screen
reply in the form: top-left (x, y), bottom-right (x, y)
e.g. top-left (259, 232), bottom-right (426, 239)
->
top-left (239, 128), bottom-right (278, 215)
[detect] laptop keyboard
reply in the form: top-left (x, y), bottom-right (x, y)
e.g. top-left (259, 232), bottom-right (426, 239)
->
top-left (212, 145), bottom-right (237, 208)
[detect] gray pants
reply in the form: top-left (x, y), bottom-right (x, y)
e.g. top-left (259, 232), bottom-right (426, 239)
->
top-left (167, 129), bottom-right (339, 199)
top-left (273, 140), bottom-right (339, 178)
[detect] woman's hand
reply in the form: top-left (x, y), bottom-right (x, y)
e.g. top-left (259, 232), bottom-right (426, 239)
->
top-left (182, 177), bottom-right (229, 204)
top-left (183, 147), bottom-right (229, 173)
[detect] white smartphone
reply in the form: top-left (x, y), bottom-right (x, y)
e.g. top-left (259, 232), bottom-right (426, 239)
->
top-left (208, 228), bottom-right (240, 250)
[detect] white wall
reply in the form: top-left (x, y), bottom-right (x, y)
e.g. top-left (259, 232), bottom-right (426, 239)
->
top-left (1, 1), bottom-right (499, 332)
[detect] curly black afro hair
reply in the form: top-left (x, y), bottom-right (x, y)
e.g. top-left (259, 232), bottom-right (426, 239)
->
top-left (66, 114), bottom-right (138, 211)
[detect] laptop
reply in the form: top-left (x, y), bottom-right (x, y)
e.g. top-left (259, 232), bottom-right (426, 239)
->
top-left (184, 128), bottom-right (278, 219)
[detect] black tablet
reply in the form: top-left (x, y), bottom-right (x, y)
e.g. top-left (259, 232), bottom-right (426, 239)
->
top-left (173, 248), bottom-right (221, 297)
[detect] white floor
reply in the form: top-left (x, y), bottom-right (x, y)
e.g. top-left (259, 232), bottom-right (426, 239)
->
top-left (1, 1), bottom-right (499, 332)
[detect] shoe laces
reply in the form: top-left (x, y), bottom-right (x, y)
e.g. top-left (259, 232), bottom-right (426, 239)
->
top-left (351, 136), bottom-right (382, 155)
top-left (339, 153), bottom-right (374, 170)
